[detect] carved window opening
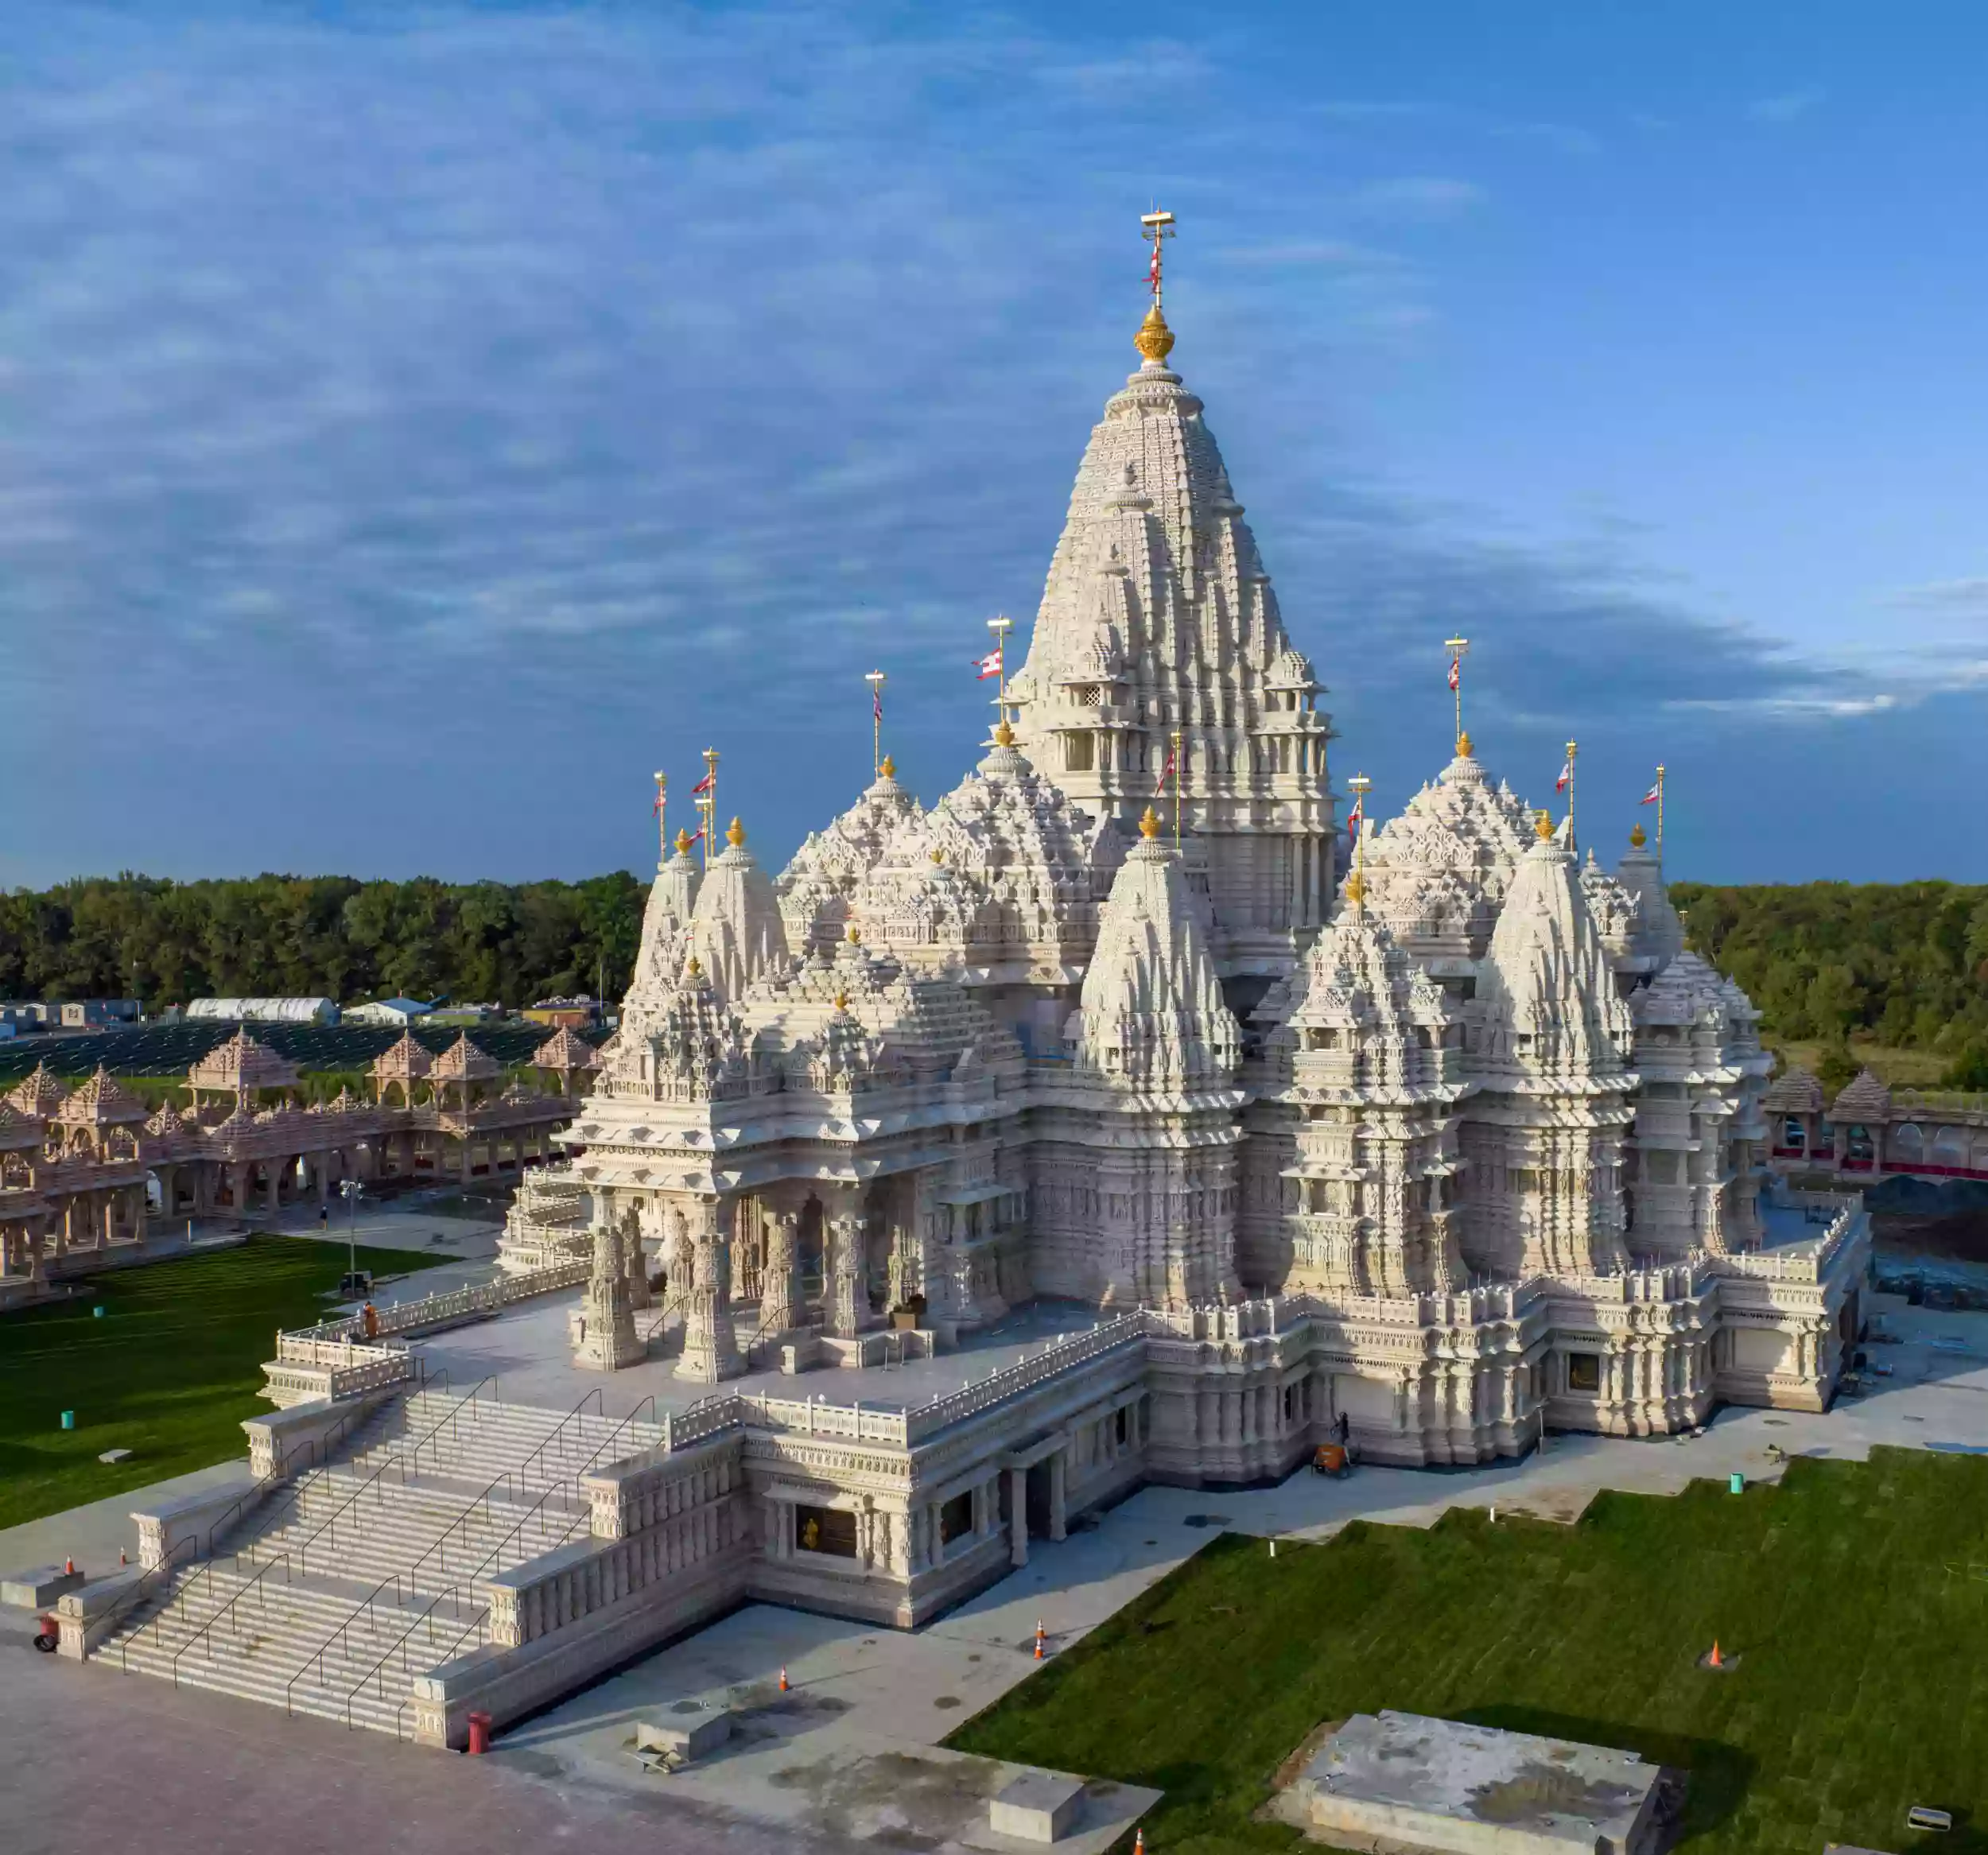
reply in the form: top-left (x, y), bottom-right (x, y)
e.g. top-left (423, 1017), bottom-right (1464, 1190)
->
top-left (795, 1504), bottom-right (856, 1558)
top-left (1566, 1352), bottom-right (1602, 1394)
top-left (939, 1492), bottom-right (973, 1543)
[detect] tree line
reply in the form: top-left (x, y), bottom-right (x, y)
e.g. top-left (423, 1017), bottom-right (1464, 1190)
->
top-left (0, 873), bottom-right (646, 1011)
top-left (6, 874), bottom-right (1987, 1086)
top-left (1672, 879), bottom-right (1988, 1089)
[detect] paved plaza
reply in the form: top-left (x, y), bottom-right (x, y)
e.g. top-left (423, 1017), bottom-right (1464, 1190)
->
top-left (6, 1290), bottom-right (1983, 1855)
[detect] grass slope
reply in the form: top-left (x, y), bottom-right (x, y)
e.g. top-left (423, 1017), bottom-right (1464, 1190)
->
top-left (0, 1236), bottom-right (442, 1531)
top-left (950, 1453), bottom-right (1988, 1855)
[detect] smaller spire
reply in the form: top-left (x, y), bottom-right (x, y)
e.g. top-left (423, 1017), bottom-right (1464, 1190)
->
top-left (992, 717), bottom-right (1015, 748)
top-left (685, 953), bottom-right (703, 978)
top-left (879, 753), bottom-right (895, 778)
top-left (1139, 805), bottom-right (1163, 840)
top-left (1456, 731), bottom-right (1474, 759)
top-left (1534, 809), bottom-right (1555, 841)
top-left (726, 817), bottom-right (746, 848)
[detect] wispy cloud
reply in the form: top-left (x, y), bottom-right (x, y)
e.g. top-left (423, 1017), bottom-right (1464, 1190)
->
top-left (1348, 176), bottom-right (1485, 220)
top-left (1749, 88), bottom-right (1826, 123)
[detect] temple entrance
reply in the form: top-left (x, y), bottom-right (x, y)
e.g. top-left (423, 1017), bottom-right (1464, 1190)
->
top-left (1025, 1460), bottom-right (1054, 1539)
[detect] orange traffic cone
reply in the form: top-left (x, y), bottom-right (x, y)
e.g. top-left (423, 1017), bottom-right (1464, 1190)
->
top-left (1134, 1830), bottom-right (1146, 1855)
top-left (779, 1666), bottom-right (790, 1693)
top-left (1708, 1640), bottom-right (1723, 1669)
top-left (119, 1549), bottom-right (127, 1566)
top-left (64, 1556), bottom-right (74, 1577)
top-left (1034, 1620), bottom-right (1046, 1661)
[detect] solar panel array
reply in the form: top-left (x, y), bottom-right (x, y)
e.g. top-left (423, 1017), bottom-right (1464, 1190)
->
top-left (0, 1019), bottom-right (609, 1084)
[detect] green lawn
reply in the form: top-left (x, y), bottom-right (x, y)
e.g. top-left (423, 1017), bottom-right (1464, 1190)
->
top-left (949, 1452), bottom-right (1988, 1855)
top-left (0, 1236), bottom-right (444, 1531)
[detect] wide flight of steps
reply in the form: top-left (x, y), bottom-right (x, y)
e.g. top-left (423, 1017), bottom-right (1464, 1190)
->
top-left (98, 1389), bottom-right (666, 1735)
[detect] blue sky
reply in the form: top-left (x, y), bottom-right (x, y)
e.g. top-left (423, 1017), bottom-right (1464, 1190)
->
top-left (6, 2), bottom-right (1986, 889)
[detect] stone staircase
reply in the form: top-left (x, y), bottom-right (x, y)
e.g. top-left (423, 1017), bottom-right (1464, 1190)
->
top-left (97, 1387), bottom-right (666, 1735)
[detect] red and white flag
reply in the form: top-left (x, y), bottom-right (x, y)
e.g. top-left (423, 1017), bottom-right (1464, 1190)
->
top-left (1156, 744), bottom-right (1178, 792)
top-left (873, 685), bottom-right (884, 724)
top-left (652, 787), bottom-right (666, 817)
top-left (974, 645), bottom-right (1003, 681)
top-left (1147, 239), bottom-right (1162, 293)
top-left (1640, 778), bottom-right (1661, 805)
top-left (1555, 758), bottom-right (1573, 794)
top-left (684, 825), bottom-right (705, 847)
top-left (691, 770), bottom-right (715, 797)
top-left (1447, 655), bottom-right (1461, 693)
top-left (1346, 797), bottom-right (1364, 846)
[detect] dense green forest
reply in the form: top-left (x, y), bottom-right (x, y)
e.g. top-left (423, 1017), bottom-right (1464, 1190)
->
top-left (1672, 880), bottom-right (1988, 1089)
top-left (0, 873), bottom-right (646, 1010)
top-left (5, 875), bottom-right (1987, 1087)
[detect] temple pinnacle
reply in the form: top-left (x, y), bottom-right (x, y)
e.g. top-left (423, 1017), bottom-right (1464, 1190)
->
top-left (675, 828), bottom-right (693, 855)
top-left (1135, 303), bottom-right (1175, 364)
top-left (1629, 822), bottom-right (1647, 848)
top-left (726, 817), bottom-right (746, 848)
top-left (1138, 805), bottom-right (1163, 840)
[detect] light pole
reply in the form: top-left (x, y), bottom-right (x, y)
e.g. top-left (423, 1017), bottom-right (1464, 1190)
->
top-left (340, 1178), bottom-right (363, 1287)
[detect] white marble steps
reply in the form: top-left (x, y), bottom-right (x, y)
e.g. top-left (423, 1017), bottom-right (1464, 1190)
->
top-left (97, 1390), bottom-right (668, 1737)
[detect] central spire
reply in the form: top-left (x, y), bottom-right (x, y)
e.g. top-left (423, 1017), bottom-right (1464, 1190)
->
top-left (1008, 208), bottom-right (1337, 972)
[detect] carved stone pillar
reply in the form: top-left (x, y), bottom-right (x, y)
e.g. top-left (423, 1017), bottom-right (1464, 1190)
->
top-left (760, 1209), bottom-right (805, 1337)
top-left (828, 1212), bottom-right (864, 1340)
top-left (677, 1195), bottom-right (744, 1383)
top-left (575, 1219), bottom-right (643, 1370)
top-left (620, 1202), bottom-right (653, 1311)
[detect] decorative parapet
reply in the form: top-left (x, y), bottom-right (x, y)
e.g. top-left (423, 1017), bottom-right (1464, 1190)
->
top-left (903, 1314), bottom-right (1149, 1442)
top-left (278, 1255), bottom-right (592, 1350)
top-left (580, 1433), bottom-right (744, 1541)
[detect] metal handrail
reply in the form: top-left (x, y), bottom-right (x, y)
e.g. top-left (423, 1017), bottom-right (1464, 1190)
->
top-left (335, 1395), bottom-right (661, 1727)
top-left (111, 1376), bottom-right (443, 1670)
top-left (281, 1385), bottom-right (621, 1716)
top-left (161, 1376), bottom-right (496, 1688)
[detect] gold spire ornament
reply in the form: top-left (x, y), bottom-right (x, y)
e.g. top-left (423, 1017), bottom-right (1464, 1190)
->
top-left (833, 991), bottom-right (848, 1012)
top-left (686, 954), bottom-right (703, 978)
top-left (1456, 731), bottom-right (1474, 759)
top-left (992, 716), bottom-right (1015, 748)
top-left (1535, 809), bottom-right (1554, 840)
top-left (847, 922), bottom-right (862, 942)
top-left (879, 754), bottom-right (895, 778)
top-left (1135, 304), bottom-right (1175, 364)
top-left (1629, 822), bottom-right (1647, 848)
top-left (726, 816), bottom-right (745, 848)
top-left (1139, 805), bottom-right (1163, 840)
top-left (674, 827), bottom-right (693, 856)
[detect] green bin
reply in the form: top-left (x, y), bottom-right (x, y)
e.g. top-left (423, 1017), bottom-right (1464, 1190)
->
top-left (1729, 1471), bottom-right (1745, 1493)
top-left (60, 1411), bottom-right (75, 1430)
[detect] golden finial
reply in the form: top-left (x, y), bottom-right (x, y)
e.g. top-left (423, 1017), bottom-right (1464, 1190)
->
top-left (686, 954), bottom-right (703, 978)
top-left (1138, 805), bottom-right (1163, 840)
top-left (1629, 822), bottom-right (1647, 849)
top-left (929, 846), bottom-right (945, 865)
top-left (1534, 809), bottom-right (1554, 840)
top-left (992, 718), bottom-right (1015, 748)
top-left (846, 922), bottom-right (862, 943)
top-left (833, 990), bottom-right (848, 1012)
top-left (726, 817), bottom-right (745, 848)
top-left (1135, 302), bottom-right (1175, 364)
top-left (1456, 731), bottom-right (1474, 759)
top-left (1344, 869), bottom-right (1367, 906)
top-left (674, 827), bottom-right (693, 855)
top-left (879, 754), bottom-right (895, 778)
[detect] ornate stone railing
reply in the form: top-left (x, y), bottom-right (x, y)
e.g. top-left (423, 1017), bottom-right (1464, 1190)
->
top-left (1718, 1201), bottom-right (1866, 1283)
top-left (282, 1255), bottom-right (591, 1349)
top-left (903, 1314), bottom-right (1149, 1442)
top-left (744, 1394), bottom-right (911, 1445)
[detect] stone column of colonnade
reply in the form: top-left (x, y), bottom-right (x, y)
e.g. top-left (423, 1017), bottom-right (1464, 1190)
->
top-left (759, 1208), bottom-right (806, 1340)
top-left (826, 1187), bottom-right (868, 1340)
top-left (675, 1194), bottom-right (745, 1383)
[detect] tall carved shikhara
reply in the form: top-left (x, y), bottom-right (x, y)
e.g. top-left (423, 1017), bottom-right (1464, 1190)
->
top-left (513, 214), bottom-right (1862, 1465)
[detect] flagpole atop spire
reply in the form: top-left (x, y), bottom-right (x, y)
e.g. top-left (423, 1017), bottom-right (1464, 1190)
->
top-left (697, 749), bottom-right (719, 871)
top-left (865, 670), bottom-right (886, 779)
top-left (652, 770), bottom-right (668, 872)
top-left (1136, 208), bottom-right (1178, 365)
top-left (1446, 637), bottom-right (1470, 752)
top-left (1563, 739), bottom-right (1578, 848)
top-left (1347, 774), bottom-right (1372, 914)
top-left (988, 615), bottom-right (1013, 736)
top-left (1656, 763), bottom-right (1665, 864)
